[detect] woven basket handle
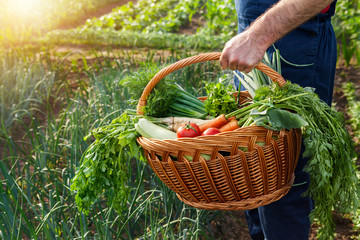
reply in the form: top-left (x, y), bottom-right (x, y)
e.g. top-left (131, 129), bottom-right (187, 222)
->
top-left (137, 52), bottom-right (286, 115)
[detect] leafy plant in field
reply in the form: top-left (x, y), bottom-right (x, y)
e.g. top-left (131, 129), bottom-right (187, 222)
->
top-left (84, 0), bottom-right (178, 32)
top-left (333, 0), bottom-right (360, 66)
top-left (341, 32), bottom-right (358, 66)
top-left (144, 0), bottom-right (203, 33)
top-left (198, 0), bottom-right (237, 38)
top-left (343, 82), bottom-right (360, 141)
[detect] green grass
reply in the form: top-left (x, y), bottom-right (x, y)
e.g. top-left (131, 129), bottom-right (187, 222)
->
top-left (0, 49), bottom-right (57, 136)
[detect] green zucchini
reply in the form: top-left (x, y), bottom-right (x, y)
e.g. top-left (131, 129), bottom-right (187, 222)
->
top-left (135, 118), bottom-right (177, 140)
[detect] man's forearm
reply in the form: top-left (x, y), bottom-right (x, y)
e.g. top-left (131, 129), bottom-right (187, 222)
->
top-left (249, 0), bottom-right (334, 51)
top-left (220, 0), bottom-right (334, 72)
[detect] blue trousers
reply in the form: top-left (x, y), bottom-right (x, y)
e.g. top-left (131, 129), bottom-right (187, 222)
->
top-left (234, 7), bottom-right (337, 240)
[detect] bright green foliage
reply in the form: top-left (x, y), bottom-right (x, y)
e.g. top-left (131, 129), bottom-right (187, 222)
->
top-left (254, 83), bottom-right (360, 239)
top-left (71, 112), bottom-right (143, 214)
top-left (332, 0), bottom-right (360, 66)
top-left (198, 0), bottom-right (237, 38)
top-left (120, 64), bottom-right (180, 117)
top-left (145, 0), bottom-right (203, 33)
top-left (85, 0), bottom-right (177, 31)
top-left (204, 82), bottom-right (238, 117)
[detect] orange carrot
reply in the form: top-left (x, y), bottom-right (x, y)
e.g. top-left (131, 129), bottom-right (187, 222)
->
top-left (219, 119), bottom-right (240, 132)
top-left (227, 116), bottom-right (236, 121)
top-left (199, 114), bottom-right (228, 133)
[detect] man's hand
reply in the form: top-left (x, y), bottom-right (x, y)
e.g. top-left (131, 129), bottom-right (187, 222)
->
top-left (220, 29), bottom-right (268, 73)
top-left (220, 0), bottom-right (334, 73)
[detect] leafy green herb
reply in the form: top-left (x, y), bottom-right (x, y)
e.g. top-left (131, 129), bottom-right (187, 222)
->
top-left (71, 111), bottom-right (144, 214)
top-left (120, 65), bottom-right (207, 118)
top-left (203, 82), bottom-right (238, 117)
top-left (253, 82), bottom-right (360, 239)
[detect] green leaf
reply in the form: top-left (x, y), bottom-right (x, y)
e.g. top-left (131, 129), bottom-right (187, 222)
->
top-left (266, 108), bottom-right (308, 130)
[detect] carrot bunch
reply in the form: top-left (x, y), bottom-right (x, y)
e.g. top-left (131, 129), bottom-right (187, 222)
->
top-left (198, 101), bottom-right (264, 134)
top-left (198, 114), bottom-right (240, 134)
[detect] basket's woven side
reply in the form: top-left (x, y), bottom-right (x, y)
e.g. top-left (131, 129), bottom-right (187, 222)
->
top-left (135, 52), bottom-right (300, 210)
top-left (137, 127), bottom-right (301, 210)
top-left (176, 175), bottom-right (294, 211)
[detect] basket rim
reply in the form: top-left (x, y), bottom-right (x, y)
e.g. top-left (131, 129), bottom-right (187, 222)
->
top-left (136, 52), bottom-right (286, 115)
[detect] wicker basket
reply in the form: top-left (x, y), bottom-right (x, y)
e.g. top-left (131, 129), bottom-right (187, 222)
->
top-left (136, 52), bottom-right (301, 211)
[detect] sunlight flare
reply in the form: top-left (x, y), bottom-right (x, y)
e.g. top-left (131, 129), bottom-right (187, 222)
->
top-left (7, 0), bottom-right (43, 17)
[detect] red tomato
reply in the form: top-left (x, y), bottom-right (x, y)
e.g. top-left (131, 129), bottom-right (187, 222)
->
top-left (201, 127), bottom-right (221, 136)
top-left (177, 122), bottom-right (201, 138)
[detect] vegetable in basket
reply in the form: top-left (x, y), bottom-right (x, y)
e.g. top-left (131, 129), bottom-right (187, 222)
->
top-left (201, 127), bottom-right (221, 136)
top-left (176, 122), bottom-right (201, 138)
top-left (135, 118), bottom-right (177, 140)
top-left (120, 64), bottom-right (207, 119)
top-left (203, 81), bottom-right (238, 117)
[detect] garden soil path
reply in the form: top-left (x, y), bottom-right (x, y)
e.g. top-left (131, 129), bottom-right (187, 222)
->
top-left (52, 1), bottom-right (360, 239)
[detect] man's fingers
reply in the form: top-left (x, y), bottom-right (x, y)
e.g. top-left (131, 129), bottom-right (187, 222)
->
top-left (228, 61), bottom-right (238, 70)
top-left (219, 51), bottom-right (230, 70)
top-left (244, 65), bottom-right (254, 73)
top-left (219, 57), bottom-right (228, 70)
top-left (220, 50), bottom-right (259, 72)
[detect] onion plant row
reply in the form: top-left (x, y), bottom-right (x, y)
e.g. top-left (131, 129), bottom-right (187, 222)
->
top-left (0, 50), bottom-right (56, 137)
top-left (0, 50), bottom-right (225, 239)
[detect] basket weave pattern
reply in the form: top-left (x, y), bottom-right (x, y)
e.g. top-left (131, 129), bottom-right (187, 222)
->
top-left (136, 53), bottom-right (301, 210)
